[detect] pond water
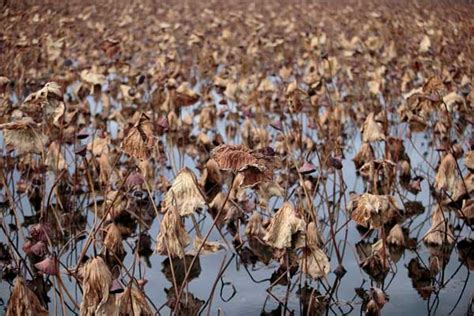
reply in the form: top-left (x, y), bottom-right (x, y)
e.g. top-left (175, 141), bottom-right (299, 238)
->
top-left (2, 87), bottom-right (472, 315)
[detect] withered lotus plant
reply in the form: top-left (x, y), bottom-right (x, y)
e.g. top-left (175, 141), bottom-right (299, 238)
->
top-left (434, 153), bottom-right (457, 193)
top-left (361, 112), bottom-right (385, 143)
top-left (384, 136), bottom-right (409, 163)
top-left (175, 81), bottom-right (200, 107)
top-left (6, 276), bottom-right (48, 316)
top-left (211, 144), bottom-right (277, 187)
top-left (465, 151), bottom-right (474, 171)
top-left (451, 173), bottom-right (474, 202)
top-left (163, 79), bottom-right (200, 112)
top-left (103, 223), bottom-right (125, 264)
top-left (163, 167), bottom-right (206, 216)
top-left (0, 117), bottom-right (47, 155)
top-left (257, 181), bottom-right (285, 210)
top-left (263, 202), bottom-right (305, 249)
top-left (155, 206), bottom-right (190, 259)
top-left (34, 256), bottom-right (59, 276)
top-left (199, 105), bottom-right (217, 130)
top-left (122, 113), bottom-right (155, 160)
top-left (45, 141), bottom-right (67, 171)
top-left (117, 285), bottom-right (153, 316)
top-left (299, 222), bottom-right (330, 279)
top-left (349, 193), bottom-right (400, 229)
top-left (423, 205), bottom-right (455, 247)
top-left (365, 287), bottom-right (387, 316)
top-left (245, 211), bottom-right (266, 239)
top-left (353, 142), bottom-right (375, 170)
top-left (356, 240), bottom-right (390, 282)
top-left (79, 256), bottom-right (113, 316)
top-left (358, 159), bottom-right (397, 193)
top-left (386, 224), bottom-right (406, 247)
top-left (22, 81), bottom-right (64, 126)
top-left (199, 158), bottom-right (223, 200)
top-left (459, 199), bottom-right (473, 226)
top-left (101, 191), bottom-right (127, 220)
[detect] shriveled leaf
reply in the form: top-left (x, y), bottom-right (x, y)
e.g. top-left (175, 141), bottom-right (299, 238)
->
top-left (0, 117), bottom-right (47, 154)
top-left (155, 206), bottom-right (190, 259)
top-left (80, 256), bottom-right (113, 316)
top-left (122, 113), bottom-right (155, 160)
top-left (361, 112), bottom-right (385, 143)
top-left (300, 247), bottom-right (330, 279)
top-left (6, 276), bottom-right (48, 316)
top-left (263, 202), bottom-right (305, 249)
top-left (349, 193), bottom-right (400, 229)
top-left (163, 167), bottom-right (206, 216)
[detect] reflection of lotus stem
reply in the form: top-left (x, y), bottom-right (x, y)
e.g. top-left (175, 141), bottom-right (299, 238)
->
top-left (380, 226), bottom-right (387, 276)
top-left (174, 172), bottom-right (236, 314)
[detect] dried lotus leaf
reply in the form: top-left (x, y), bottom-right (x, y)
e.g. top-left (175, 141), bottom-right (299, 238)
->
top-left (6, 276), bottom-right (48, 316)
top-left (80, 256), bottom-right (113, 316)
top-left (300, 247), bottom-right (330, 279)
top-left (0, 117), bottom-right (47, 154)
top-left (155, 206), bottom-right (190, 258)
top-left (263, 202), bottom-right (305, 249)
top-left (361, 112), bottom-right (385, 143)
top-left (122, 113), bottom-right (155, 160)
top-left (163, 167), bottom-right (206, 216)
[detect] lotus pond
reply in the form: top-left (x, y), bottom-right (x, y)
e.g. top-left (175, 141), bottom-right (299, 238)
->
top-left (0, 0), bottom-right (473, 315)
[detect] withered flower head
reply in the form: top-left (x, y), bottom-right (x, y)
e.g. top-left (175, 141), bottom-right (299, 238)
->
top-left (298, 161), bottom-right (317, 174)
top-left (34, 256), bottom-right (59, 276)
top-left (163, 167), bottom-right (206, 216)
top-left (0, 117), bottom-right (47, 155)
top-left (29, 241), bottom-right (49, 257)
top-left (122, 113), bottom-right (155, 160)
top-left (263, 202), bottom-right (305, 249)
top-left (349, 193), bottom-right (400, 229)
top-left (6, 276), bottom-right (48, 316)
top-left (80, 256), bottom-right (113, 316)
top-left (155, 206), bottom-right (190, 259)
